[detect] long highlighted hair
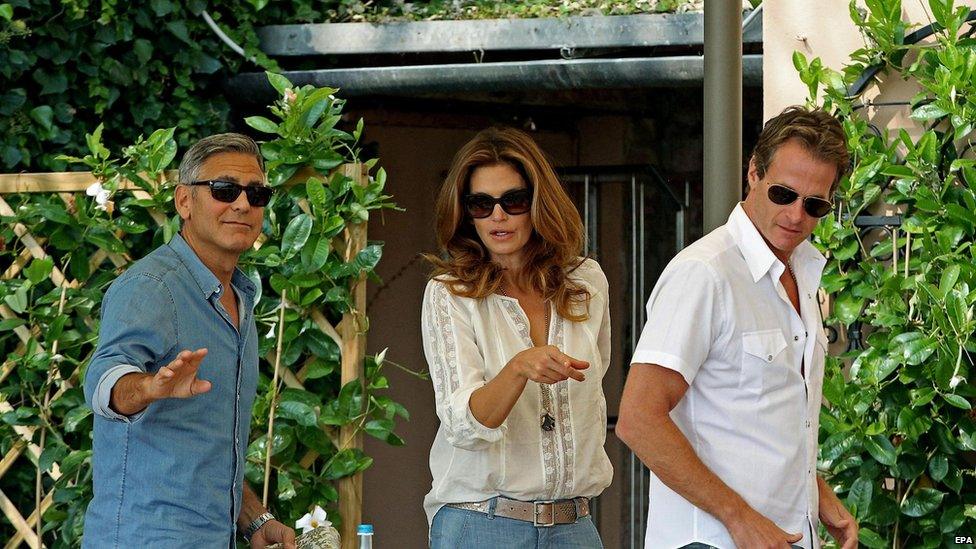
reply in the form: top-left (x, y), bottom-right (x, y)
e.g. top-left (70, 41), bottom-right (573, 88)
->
top-left (425, 127), bottom-right (590, 322)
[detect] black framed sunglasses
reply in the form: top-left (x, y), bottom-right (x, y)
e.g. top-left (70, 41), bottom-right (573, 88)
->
top-left (186, 180), bottom-right (273, 207)
top-left (463, 188), bottom-right (532, 219)
top-left (767, 183), bottom-right (833, 218)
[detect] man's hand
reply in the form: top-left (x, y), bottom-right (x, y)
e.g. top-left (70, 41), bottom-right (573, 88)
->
top-left (109, 349), bottom-right (210, 415)
top-left (819, 477), bottom-right (858, 549)
top-left (511, 345), bottom-right (590, 383)
top-left (144, 348), bottom-right (211, 400)
top-left (250, 520), bottom-right (296, 549)
top-left (725, 504), bottom-right (803, 549)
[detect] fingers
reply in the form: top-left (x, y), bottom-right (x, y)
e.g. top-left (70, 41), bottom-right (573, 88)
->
top-left (191, 379), bottom-right (212, 395)
top-left (547, 346), bottom-right (590, 370)
top-left (785, 530), bottom-right (803, 543)
top-left (551, 356), bottom-right (586, 382)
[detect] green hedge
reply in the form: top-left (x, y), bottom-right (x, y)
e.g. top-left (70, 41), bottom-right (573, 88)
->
top-left (0, 0), bottom-right (717, 175)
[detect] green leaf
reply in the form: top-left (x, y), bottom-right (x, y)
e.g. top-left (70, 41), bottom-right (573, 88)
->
top-left (364, 418), bottom-right (394, 440)
top-left (63, 406), bottom-right (92, 433)
top-left (858, 528), bottom-right (888, 549)
top-left (306, 177), bottom-right (327, 207)
top-left (928, 455), bottom-right (948, 482)
top-left (59, 450), bottom-right (92, 477)
top-left (23, 257), bottom-right (54, 284)
top-left (847, 477), bottom-right (873, 519)
top-left (911, 387), bottom-right (937, 406)
top-left (0, 318), bottom-right (26, 331)
top-left (896, 407), bottom-right (932, 440)
top-left (280, 214), bottom-right (313, 258)
top-left (277, 400), bottom-right (317, 427)
top-left (352, 244), bottom-right (383, 273)
top-left (29, 106), bottom-right (54, 131)
top-left (267, 72), bottom-right (293, 96)
top-left (245, 116), bottom-right (279, 135)
top-left (304, 359), bottom-right (335, 380)
top-left (911, 103), bottom-right (949, 121)
top-left (0, 4), bottom-right (12, 20)
top-left (863, 434), bottom-right (897, 466)
top-left (942, 393), bottom-right (971, 410)
top-left (940, 264), bottom-right (962, 296)
top-left (324, 448), bottom-right (372, 479)
top-left (940, 505), bottom-right (966, 533)
top-left (901, 487), bottom-right (945, 517)
top-left (4, 286), bottom-right (28, 314)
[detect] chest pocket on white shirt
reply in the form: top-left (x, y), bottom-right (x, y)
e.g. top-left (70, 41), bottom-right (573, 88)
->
top-left (740, 329), bottom-right (788, 394)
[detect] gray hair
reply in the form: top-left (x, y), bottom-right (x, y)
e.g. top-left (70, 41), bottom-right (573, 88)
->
top-left (177, 133), bottom-right (265, 185)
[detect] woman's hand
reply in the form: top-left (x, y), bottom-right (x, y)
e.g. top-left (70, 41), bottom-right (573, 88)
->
top-left (511, 345), bottom-right (590, 383)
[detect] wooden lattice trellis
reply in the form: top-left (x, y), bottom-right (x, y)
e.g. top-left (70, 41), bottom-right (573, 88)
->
top-left (0, 166), bottom-right (368, 549)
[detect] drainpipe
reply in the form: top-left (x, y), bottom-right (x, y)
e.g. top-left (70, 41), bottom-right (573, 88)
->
top-left (703, 2), bottom-right (744, 232)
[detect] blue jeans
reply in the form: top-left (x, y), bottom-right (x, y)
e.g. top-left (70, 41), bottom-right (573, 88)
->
top-left (431, 500), bottom-right (604, 549)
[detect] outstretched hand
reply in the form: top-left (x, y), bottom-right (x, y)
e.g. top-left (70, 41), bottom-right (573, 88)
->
top-left (145, 348), bottom-right (210, 400)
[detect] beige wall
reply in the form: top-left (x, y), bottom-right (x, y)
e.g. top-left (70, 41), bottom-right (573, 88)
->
top-left (763, 0), bottom-right (974, 123)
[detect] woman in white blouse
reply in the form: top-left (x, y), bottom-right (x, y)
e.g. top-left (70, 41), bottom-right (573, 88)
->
top-left (422, 126), bottom-right (612, 548)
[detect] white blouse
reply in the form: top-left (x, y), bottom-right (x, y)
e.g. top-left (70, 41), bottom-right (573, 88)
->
top-left (421, 258), bottom-right (613, 526)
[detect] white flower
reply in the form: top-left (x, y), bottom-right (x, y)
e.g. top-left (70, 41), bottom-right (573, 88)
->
top-left (295, 505), bottom-right (331, 534)
top-left (85, 182), bottom-right (103, 197)
top-left (94, 189), bottom-right (110, 210)
top-left (86, 182), bottom-right (111, 211)
top-left (950, 375), bottom-right (965, 389)
top-left (284, 88), bottom-right (297, 104)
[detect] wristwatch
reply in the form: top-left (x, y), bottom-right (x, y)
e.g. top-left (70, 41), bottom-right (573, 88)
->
top-left (242, 511), bottom-right (275, 542)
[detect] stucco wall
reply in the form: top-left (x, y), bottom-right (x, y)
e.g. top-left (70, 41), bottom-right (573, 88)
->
top-left (763, 1), bottom-right (974, 124)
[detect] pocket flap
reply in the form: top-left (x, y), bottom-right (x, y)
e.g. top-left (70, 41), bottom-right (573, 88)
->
top-left (742, 329), bottom-right (788, 363)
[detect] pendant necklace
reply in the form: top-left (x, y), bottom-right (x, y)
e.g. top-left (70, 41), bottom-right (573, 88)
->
top-left (500, 284), bottom-right (556, 432)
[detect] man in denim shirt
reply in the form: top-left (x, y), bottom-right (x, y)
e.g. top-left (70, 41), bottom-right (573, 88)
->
top-left (83, 134), bottom-right (295, 548)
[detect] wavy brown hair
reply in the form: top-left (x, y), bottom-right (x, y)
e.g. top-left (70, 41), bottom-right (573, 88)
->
top-left (425, 126), bottom-right (591, 321)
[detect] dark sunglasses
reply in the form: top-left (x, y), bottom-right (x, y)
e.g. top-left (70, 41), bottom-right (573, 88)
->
top-left (463, 189), bottom-right (532, 219)
top-left (186, 180), bottom-right (273, 207)
top-left (767, 184), bottom-right (833, 218)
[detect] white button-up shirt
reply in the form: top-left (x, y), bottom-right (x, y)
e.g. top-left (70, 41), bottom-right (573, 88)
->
top-left (631, 204), bottom-right (828, 549)
top-left (421, 258), bottom-right (613, 526)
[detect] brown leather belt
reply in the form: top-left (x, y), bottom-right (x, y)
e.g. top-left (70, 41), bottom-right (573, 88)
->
top-left (447, 497), bottom-right (590, 527)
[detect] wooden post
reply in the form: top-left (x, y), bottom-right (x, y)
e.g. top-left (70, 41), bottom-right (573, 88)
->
top-left (336, 164), bottom-right (368, 549)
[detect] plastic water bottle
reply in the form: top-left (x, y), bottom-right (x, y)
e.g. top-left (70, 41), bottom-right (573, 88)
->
top-left (357, 524), bottom-right (373, 549)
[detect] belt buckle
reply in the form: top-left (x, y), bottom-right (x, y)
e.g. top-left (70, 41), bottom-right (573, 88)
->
top-left (532, 500), bottom-right (556, 527)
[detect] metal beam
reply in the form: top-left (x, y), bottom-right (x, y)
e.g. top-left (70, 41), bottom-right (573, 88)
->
top-left (227, 55), bottom-right (762, 103)
top-left (257, 13), bottom-right (763, 56)
top-left (703, 1), bottom-right (743, 233)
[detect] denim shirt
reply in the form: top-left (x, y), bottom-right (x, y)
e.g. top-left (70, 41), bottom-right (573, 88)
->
top-left (82, 234), bottom-right (259, 548)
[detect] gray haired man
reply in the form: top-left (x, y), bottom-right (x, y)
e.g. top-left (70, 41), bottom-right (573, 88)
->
top-left (83, 133), bottom-right (295, 548)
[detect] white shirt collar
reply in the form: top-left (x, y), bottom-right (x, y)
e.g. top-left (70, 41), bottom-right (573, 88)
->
top-left (725, 203), bottom-right (826, 284)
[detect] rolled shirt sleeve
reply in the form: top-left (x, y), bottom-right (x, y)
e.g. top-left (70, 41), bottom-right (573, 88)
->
top-left (83, 273), bottom-right (177, 422)
top-left (422, 279), bottom-right (505, 450)
top-left (631, 259), bottom-right (725, 385)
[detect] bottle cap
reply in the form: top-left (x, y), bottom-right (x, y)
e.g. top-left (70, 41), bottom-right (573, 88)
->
top-left (357, 524), bottom-right (374, 534)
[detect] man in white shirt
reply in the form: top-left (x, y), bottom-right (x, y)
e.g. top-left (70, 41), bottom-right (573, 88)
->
top-left (617, 106), bottom-right (859, 549)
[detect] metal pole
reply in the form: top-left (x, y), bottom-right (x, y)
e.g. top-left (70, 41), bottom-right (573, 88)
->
top-left (703, 0), bottom-right (743, 232)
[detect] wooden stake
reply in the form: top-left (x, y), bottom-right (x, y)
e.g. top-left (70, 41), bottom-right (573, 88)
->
top-left (263, 290), bottom-right (287, 507)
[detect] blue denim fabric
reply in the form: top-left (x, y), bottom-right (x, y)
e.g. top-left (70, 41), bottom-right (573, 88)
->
top-left (82, 234), bottom-right (258, 548)
top-left (430, 501), bottom-right (604, 549)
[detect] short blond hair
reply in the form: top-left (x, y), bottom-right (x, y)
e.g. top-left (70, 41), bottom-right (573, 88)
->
top-left (751, 106), bottom-right (849, 191)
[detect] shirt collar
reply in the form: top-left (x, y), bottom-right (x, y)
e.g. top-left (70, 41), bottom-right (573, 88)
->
top-left (167, 234), bottom-right (256, 300)
top-left (725, 203), bottom-right (826, 284)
